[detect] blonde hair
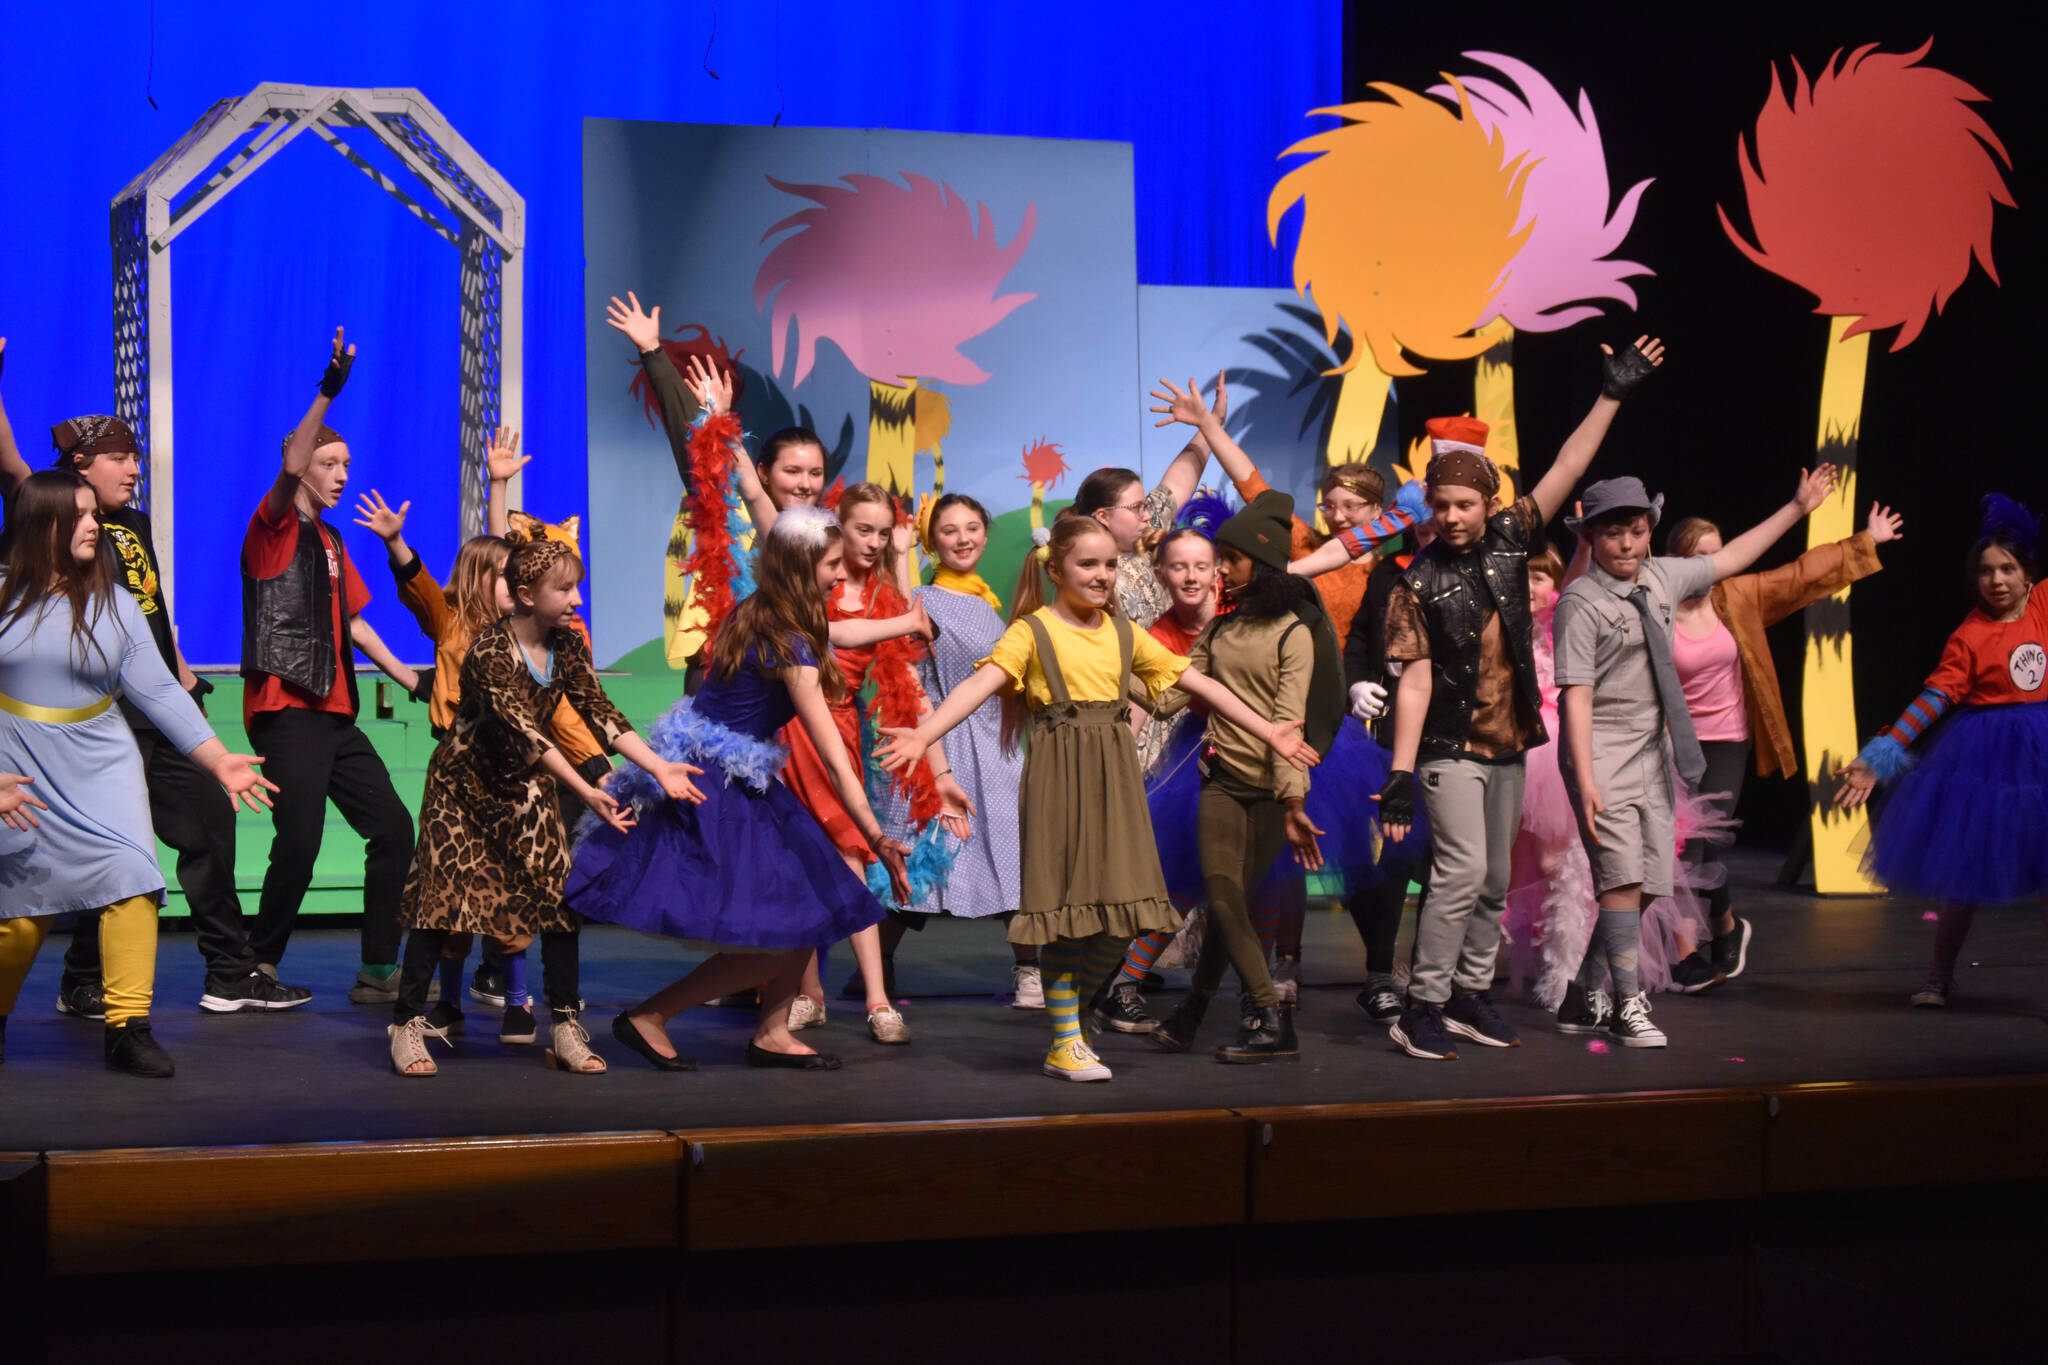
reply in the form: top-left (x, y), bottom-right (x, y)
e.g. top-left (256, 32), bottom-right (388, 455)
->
top-left (448, 536), bottom-right (513, 644)
top-left (1666, 516), bottom-right (1721, 559)
top-left (835, 481), bottom-right (903, 589)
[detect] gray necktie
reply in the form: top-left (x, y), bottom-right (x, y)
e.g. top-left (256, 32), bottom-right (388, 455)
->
top-left (1628, 585), bottom-right (1707, 788)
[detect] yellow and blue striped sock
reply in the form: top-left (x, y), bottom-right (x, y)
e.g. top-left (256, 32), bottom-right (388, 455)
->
top-left (1041, 939), bottom-right (1084, 1044)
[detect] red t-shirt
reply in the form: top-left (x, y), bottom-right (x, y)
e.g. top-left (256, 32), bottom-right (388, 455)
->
top-left (242, 500), bottom-right (372, 725)
top-left (1925, 580), bottom-right (2048, 707)
top-left (1148, 611), bottom-right (1208, 657)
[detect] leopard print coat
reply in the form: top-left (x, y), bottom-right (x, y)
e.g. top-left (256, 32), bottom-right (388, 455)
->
top-left (401, 620), bottom-right (631, 937)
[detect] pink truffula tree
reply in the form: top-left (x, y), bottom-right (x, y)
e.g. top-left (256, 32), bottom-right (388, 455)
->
top-left (1428, 53), bottom-right (1654, 493)
top-left (754, 172), bottom-right (1037, 497)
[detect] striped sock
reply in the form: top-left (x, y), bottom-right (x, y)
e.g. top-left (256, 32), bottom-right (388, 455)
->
top-left (1041, 939), bottom-right (1084, 1044)
top-left (1081, 933), bottom-right (1134, 1002)
top-left (1930, 903), bottom-right (1976, 985)
top-left (506, 950), bottom-right (531, 1008)
top-left (1120, 929), bottom-right (1172, 985)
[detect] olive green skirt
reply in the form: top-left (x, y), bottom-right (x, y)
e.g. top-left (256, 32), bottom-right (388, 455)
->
top-left (1010, 701), bottom-right (1181, 946)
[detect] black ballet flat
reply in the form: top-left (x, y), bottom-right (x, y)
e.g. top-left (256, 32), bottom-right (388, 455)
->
top-left (745, 1043), bottom-right (842, 1071)
top-left (610, 1011), bottom-right (696, 1071)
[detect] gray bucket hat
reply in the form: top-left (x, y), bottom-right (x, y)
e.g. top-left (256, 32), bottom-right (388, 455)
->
top-left (1565, 475), bottom-right (1664, 531)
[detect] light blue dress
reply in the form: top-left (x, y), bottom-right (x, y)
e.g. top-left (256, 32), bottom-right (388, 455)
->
top-left (0, 583), bottom-right (214, 915)
top-left (877, 585), bottom-right (1023, 918)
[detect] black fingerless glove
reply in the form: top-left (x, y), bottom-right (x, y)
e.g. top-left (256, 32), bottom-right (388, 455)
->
top-left (188, 673), bottom-right (215, 714)
top-left (318, 347), bottom-right (354, 399)
top-left (409, 665), bottom-right (437, 705)
top-left (1601, 342), bottom-right (1658, 400)
top-left (1377, 770), bottom-right (1416, 827)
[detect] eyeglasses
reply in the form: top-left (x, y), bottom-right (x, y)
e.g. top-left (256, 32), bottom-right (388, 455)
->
top-left (1109, 500), bottom-right (1147, 516)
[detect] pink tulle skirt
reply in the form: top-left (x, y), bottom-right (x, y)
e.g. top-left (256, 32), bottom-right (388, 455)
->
top-left (1518, 711), bottom-right (1577, 848)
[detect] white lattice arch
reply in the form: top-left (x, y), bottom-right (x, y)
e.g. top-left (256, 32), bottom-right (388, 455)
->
top-left (111, 83), bottom-right (525, 607)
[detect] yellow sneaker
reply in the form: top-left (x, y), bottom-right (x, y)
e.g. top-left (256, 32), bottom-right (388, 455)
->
top-left (1041, 1036), bottom-right (1112, 1082)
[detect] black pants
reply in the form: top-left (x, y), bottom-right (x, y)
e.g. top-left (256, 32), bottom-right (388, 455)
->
top-left (396, 927), bottom-right (579, 1023)
top-left (1348, 851), bottom-right (1432, 976)
top-left (1681, 738), bottom-right (1751, 924)
top-left (247, 709), bottom-right (413, 967)
top-left (63, 723), bottom-right (257, 991)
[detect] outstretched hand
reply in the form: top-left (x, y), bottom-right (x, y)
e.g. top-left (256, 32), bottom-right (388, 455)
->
top-left (1793, 463), bottom-right (1839, 515)
top-left (1148, 377), bottom-right (1213, 430)
top-left (1599, 335), bottom-right (1664, 400)
top-left (0, 772), bottom-right (48, 833)
top-left (1268, 720), bottom-right (1320, 772)
top-left (1285, 805), bottom-right (1325, 872)
top-left (605, 292), bottom-right (662, 354)
top-left (216, 753), bottom-right (280, 815)
top-left (876, 727), bottom-right (928, 773)
top-left (351, 489), bottom-right (410, 542)
top-left (683, 353), bottom-right (733, 417)
top-left (656, 760), bottom-right (708, 806)
top-left (936, 776), bottom-right (975, 842)
top-left (1867, 503), bottom-right (1905, 545)
top-left (1833, 760), bottom-right (1877, 811)
top-left (486, 426), bottom-right (529, 484)
top-left (318, 326), bottom-right (356, 398)
top-left (584, 785), bottom-right (637, 835)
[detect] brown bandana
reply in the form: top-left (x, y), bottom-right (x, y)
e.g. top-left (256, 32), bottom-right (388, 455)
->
top-left (505, 538), bottom-right (580, 592)
top-left (51, 415), bottom-right (137, 463)
top-left (279, 424), bottom-right (346, 456)
top-left (1425, 449), bottom-right (1500, 500)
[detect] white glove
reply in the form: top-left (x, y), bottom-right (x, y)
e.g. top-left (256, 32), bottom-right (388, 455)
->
top-left (1348, 680), bottom-right (1389, 723)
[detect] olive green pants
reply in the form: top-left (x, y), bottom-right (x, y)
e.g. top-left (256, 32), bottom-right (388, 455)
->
top-left (1192, 781), bottom-right (1291, 1010)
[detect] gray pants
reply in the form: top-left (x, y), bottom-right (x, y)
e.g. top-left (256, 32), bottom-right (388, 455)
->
top-left (1410, 756), bottom-right (1526, 1005)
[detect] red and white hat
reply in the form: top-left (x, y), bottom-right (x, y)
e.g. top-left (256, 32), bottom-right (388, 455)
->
top-left (1424, 416), bottom-right (1489, 456)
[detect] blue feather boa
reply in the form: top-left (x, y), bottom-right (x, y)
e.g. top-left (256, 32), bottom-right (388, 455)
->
top-left (574, 699), bottom-right (787, 848)
top-left (725, 480), bottom-right (756, 600)
top-left (1856, 733), bottom-right (1919, 786)
top-left (865, 820), bottom-right (963, 909)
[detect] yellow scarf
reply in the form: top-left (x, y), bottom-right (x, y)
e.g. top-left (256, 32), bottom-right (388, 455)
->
top-left (931, 566), bottom-right (1004, 613)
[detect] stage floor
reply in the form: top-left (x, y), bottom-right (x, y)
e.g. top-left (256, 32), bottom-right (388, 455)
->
top-left (3, 851), bottom-right (2044, 1152)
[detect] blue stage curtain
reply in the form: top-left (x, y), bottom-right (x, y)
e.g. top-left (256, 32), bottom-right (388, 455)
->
top-left (0, 1), bottom-right (1338, 663)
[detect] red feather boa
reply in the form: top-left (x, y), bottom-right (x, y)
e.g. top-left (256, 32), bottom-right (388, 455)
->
top-left (862, 579), bottom-right (942, 827)
top-left (678, 413), bottom-right (744, 637)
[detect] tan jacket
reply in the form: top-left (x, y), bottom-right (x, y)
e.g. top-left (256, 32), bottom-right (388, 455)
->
top-left (1161, 612), bottom-right (1313, 803)
top-left (1710, 531), bottom-right (1882, 779)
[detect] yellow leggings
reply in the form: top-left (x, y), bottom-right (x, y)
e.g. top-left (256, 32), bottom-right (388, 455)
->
top-left (0, 895), bottom-right (158, 1024)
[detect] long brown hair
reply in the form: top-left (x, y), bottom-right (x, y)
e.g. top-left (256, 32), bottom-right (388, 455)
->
top-left (1000, 511), bottom-right (1117, 750)
top-left (835, 481), bottom-right (902, 591)
top-left (448, 535), bottom-right (512, 646)
top-left (709, 511), bottom-right (848, 702)
top-left (0, 471), bottom-right (118, 670)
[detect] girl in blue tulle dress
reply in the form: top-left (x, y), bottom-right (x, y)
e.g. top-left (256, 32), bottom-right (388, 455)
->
top-left (567, 508), bottom-right (911, 1070)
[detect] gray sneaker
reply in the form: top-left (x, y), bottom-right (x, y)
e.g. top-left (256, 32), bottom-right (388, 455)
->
top-left (349, 966), bottom-right (440, 1005)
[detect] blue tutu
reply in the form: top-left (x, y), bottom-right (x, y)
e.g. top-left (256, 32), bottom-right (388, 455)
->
top-left (567, 701), bottom-right (886, 950)
top-left (1867, 701), bottom-right (2048, 905)
top-left (1148, 714), bottom-right (1426, 903)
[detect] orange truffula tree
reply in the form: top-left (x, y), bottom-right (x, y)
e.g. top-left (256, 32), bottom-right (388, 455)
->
top-left (1269, 77), bottom-right (1533, 471)
top-left (1718, 39), bottom-right (2013, 892)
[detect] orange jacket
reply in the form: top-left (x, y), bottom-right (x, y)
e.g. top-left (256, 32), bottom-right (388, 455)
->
top-left (1710, 531), bottom-right (1883, 779)
top-left (1231, 469), bottom-right (1373, 646)
top-left (393, 555), bottom-right (607, 767)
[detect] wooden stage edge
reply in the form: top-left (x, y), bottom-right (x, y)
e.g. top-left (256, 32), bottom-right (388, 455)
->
top-left (6, 1074), bottom-right (2043, 1275)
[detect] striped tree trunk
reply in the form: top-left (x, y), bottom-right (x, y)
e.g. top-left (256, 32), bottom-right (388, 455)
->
top-left (1471, 318), bottom-right (1522, 506)
top-left (866, 377), bottom-right (921, 497)
top-left (1803, 316), bottom-right (1880, 894)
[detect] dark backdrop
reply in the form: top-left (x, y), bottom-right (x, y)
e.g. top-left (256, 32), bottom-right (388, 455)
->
top-left (1342, 4), bottom-right (2040, 849)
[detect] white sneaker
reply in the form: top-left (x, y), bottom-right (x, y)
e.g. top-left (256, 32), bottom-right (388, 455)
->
top-left (867, 1005), bottom-right (912, 1044)
top-left (1606, 992), bottom-right (1667, 1048)
top-left (1010, 963), bottom-right (1045, 1009)
top-left (788, 995), bottom-right (827, 1030)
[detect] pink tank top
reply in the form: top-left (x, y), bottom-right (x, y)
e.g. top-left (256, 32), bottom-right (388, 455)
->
top-left (1672, 615), bottom-right (1748, 742)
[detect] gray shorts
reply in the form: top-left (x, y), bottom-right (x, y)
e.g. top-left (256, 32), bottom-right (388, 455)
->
top-left (1563, 737), bottom-right (1677, 898)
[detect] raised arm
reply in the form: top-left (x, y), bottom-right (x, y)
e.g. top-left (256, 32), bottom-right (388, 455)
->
top-left (608, 292), bottom-right (702, 485)
top-left (485, 426), bottom-right (529, 538)
top-left (266, 328), bottom-right (353, 521)
top-left (1147, 373), bottom-right (1225, 510)
top-left (679, 352), bottom-right (778, 531)
top-left (1528, 336), bottom-right (1664, 525)
top-left (1709, 464), bottom-right (1836, 581)
top-left (0, 338), bottom-right (30, 497)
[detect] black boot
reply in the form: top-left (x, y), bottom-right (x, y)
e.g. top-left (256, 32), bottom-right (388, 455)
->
top-left (1150, 992), bottom-right (1211, 1052)
top-left (1216, 1003), bottom-right (1300, 1064)
top-left (104, 1018), bottom-right (175, 1078)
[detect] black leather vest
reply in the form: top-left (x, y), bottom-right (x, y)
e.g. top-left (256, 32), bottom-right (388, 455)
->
top-left (242, 511), bottom-right (341, 701)
top-left (1402, 511), bottom-right (1546, 758)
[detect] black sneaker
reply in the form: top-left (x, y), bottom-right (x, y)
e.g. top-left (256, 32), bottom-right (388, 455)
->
top-left (1555, 982), bottom-right (1612, 1035)
top-left (199, 971), bottom-right (313, 1013)
top-left (1389, 999), bottom-right (1458, 1060)
top-left (468, 962), bottom-right (509, 1008)
top-left (1090, 980), bottom-right (1157, 1034)
top-left (1711, 918), bottom-right (1752, 980)
top-left (426, 1000), bottom-right (467, 1035)
top-left (1443, 988), bottom-right (1521, 1047)
top-left (1356, 974), bottom-right (1403, 1022)
top-left (1670, 952), bottom-right (1727, 996)
top-left (499, 1004), bottom-right (537, 1044)
top-left (55, 981), bottom-right (107, 1021)
top-left (104, 1019), bottom-right (175, 1078)
top-left (1606, 991), bottom-right (1667, 1048)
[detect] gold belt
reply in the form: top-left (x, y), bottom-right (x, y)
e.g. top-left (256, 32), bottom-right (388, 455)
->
top-left (0, 691), bottom-right (114, 724)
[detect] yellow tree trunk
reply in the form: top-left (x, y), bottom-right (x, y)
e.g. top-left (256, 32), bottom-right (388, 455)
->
top-left (661, 500), bottom-right (695, 669)
top-left (867, 378), bottom-right (920, 497)
top-left (1471, 318), bottom-right (1521, 506)
top-left (1329, 352), bottom-right (1394, 467)
top-left (1804, 317), bottom-right (1879, 894)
